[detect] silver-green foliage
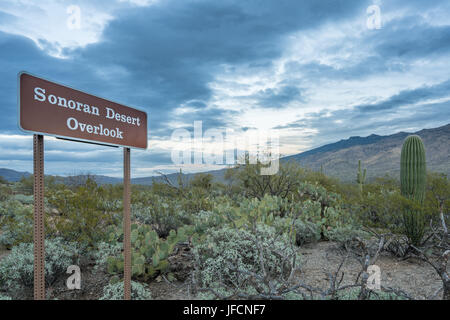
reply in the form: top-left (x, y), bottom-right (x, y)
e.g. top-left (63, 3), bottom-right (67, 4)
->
top-left (92, 241), bottom-right (122, 271)
top-left (335, 288), bottom-right (404, 300)
top-left (11, 194), bottom-right (34, 205)
top-left (0, 293), bottom-right (11, 300)
top-left (0, 238), bottom-right (78, 292)
top-left (100, 281), bottom-right (152, 300)
top-left (193, 224), bottom-right (300, 295)
top-left (325, 225), bottom-right (371, 248)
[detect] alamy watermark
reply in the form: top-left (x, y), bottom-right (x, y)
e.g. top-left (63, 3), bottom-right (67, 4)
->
top-left (170, 121), bottom-right (280, 175)
top-left (367, 4), bottom-right (382, 30)
top-left (367, 264), bottom-right (381, 290)
top-left (67, 5), bottom-right (81, 30)
top-left (66, 265), bottom-right (81, 290)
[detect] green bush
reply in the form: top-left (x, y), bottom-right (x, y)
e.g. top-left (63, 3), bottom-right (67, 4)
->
top-left (293, 220), bottom-right (321, 245)
top-left (100, 281), bottom-right (152, 300)
top-left (132, 196), bottom-right (190, 238)
top-left (0, 238), bottom-right (79, 296)
top-left (224, 160), bottom-right (304, 199)
top-left (0, 200), bottom-right (33, 248)
top-left (46, 179), bottom-right (119, 248)
top-left (0, 184), bottom-right (13, 201)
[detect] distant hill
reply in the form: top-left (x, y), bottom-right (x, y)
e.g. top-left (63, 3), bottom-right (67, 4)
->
top-left (283, 123), bottom-right (450, 181)
top-left (1, 123), bottom-right (448, 184)
top-left (0, 168), bottom-right (31, 182)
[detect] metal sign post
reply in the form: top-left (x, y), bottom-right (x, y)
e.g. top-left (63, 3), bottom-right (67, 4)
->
top-left (123, 147), bottom-right (131, 300)
top-left (33, 134), bottom-right (45, 300)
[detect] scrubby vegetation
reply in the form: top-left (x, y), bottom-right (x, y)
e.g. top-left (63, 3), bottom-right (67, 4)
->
top-left (0, 136), bottom-right (448, 300)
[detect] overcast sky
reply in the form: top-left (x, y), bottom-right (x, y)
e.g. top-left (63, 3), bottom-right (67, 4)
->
top-left (1, 0), bottom-right (449, 177)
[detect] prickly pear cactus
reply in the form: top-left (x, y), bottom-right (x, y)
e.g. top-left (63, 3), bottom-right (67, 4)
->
top-left (107, 224), bottom-right (188, 280)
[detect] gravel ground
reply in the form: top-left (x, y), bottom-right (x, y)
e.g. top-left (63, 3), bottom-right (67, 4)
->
top-left (296, 241), bottom-right (444, 300)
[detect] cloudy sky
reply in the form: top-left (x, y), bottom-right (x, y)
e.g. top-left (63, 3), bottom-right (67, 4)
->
top-left (1, 0), bottom-right (449, 177)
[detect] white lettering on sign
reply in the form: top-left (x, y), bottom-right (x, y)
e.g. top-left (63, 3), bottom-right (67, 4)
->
top-left (67, 117), bottom-right (123, 139)
top-left (31, 86), bottom-right (141, 141)
top-left (106, 107), bottom-right (141, 126)
top-left (34, 87), bottom-right (100, 116)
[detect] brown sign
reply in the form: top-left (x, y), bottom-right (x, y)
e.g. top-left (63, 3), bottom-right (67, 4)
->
top-left (18, 72), bottom-right (148, 149)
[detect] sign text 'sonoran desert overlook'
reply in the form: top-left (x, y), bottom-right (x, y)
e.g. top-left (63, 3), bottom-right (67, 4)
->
top-left (19, 72), bottom-right (148, 149)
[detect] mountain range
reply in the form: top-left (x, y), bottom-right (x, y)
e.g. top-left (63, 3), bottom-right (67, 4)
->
top-left (0, 123), bottom-right (448, 184)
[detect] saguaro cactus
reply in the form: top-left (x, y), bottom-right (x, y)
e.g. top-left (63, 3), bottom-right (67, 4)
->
top-left (400, 135), bottom-right (427, 246)
top-left (400, 135), bottom-right (427, 204)
top-left (356, 160), bottom-right (366, 196)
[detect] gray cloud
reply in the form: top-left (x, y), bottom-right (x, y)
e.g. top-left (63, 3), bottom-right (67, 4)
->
top-left (1, 0), bottom-right (449, 175)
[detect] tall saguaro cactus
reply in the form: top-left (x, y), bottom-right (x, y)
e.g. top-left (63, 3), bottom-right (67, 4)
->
top-left (356, 159), bottom-right (366, 196)
top-left (400, 135), bottom-right (427, 246)
top-left (400, 135), bottom-right (427, 204)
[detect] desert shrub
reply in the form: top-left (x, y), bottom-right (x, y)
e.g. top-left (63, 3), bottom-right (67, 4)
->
top-left (193, 224), bottom-right (300, 296)
top-left (46, 179), bottom-right (120, 248)
top-left (356, 189), bottom-right (405, 231)
top-left (335, 288), bottom-right (405, 300)
top-left (132, 197), bottom-right (190, 238)
top-left (11, 194), bottom-right (34, 205)
top-left (0, 184), bottom-right (12, 201)
top-left (100, 281), bottom-right (152, 300)
top-left (225, 159), bottom-right (305, 199)
top-left (0, 200), bottom-right (33, 247)
top-left (179, 190), bottom-right (214, 214)
top-left (0, 238), bottom-right (78, 296)
top-left (16, 175), bottom-right (33, 195)
top-left (91, 242), bottom-right (123, 271)
top-left (190, 173), bottom-right (214, 190)
top-left (0, 293), bottom-right (11, 300)
top-left (293, 220), bottom-right (321, 245)
top-left (272, 216), bottom-right (320, 246)
top-left (190, 210), bottom-right (227, 236)
top-left (325, 225), bottom-right (371, 248)
top-left (424, 172), bottom-right (449, 222)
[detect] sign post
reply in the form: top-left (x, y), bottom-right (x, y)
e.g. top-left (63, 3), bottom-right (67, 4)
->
top-left (19, 72), bottom-right (148, 300)
top-left (33, 134), bottom-right (45, 300)
top-left (123, 147), bottom-right (131, 300)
